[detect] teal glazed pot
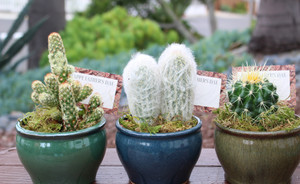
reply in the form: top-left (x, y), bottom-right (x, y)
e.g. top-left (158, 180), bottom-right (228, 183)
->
top-left (115, 116), bottom-right (202, 184)
top-left (16, 118), bottom-right (106, 184)
top-left (214, 121), bottom-right (300, 184)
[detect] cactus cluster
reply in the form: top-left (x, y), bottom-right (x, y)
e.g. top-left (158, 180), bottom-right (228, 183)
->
top-left (31, 32), bottom-right (104, 131)
top-left (123, 43), bottom-right (197, 124)
top-left (228, 67), bottom-right (279, 118)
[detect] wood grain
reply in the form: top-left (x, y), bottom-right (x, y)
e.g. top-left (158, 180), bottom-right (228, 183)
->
top-left (0, 148), bottom-right (299, 184)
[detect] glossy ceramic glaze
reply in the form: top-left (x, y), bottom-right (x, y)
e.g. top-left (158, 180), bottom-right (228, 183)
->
top-left (214, 121), bottom-right (300, 184)
top-left (115, 116), bottom-right (202, 184)
top-left (16, 119), bottom-right (106, 184)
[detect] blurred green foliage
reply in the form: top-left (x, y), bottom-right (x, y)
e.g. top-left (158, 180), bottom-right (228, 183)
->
top-left (192, 30), bottom-right (252, 72)
top-left (0, 67), bottom-right (50, 115)
top-left (83, 0), bottom-right (191, 24)
top-left (80, 0), bottom-right (195, 41)
top-left (220, 2), bottom-right (248, 14)
top-left (1, 30), bottom-right (252, 115)
top-left (0, 0), bottom-right (47, 72)
top-left (40, 7), bottom-right (179, 66)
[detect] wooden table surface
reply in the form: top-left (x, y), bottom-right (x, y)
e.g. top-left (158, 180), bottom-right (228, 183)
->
top-left (1, 148), bottom-right (300, 184)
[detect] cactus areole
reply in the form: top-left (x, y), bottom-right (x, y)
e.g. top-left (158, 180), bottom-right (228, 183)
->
top-left (228, 67), bottom-right (279, 118)
top-left (25, 32), bottom-right (104, 132)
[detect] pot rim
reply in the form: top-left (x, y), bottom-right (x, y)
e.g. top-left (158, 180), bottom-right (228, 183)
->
top-left (214, 116), bottom-right (300, 138)
top-left (116, 115), bottom-right (202, 139)
top-left (16, 118), bottom-right (106, 139)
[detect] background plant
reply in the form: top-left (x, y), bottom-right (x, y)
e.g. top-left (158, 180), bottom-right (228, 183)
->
top-left (0, 0), bottom-right (47, 72)
top-left (81, 0), bottom-right (194, 41)
top-left (40, 6), bottom-right (179, 66)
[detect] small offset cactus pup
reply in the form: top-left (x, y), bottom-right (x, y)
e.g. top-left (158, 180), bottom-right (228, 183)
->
top-left (22, 32), bottom-right (104, 132)
top-left (122, 43), bottom-right (198, 132)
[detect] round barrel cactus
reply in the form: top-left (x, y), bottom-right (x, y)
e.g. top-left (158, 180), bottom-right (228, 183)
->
top-left (228, 68), bottom-right (279, 118)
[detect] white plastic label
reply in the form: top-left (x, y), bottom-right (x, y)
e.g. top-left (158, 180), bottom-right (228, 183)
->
top-left (194, 75), bottom-right (222, 108)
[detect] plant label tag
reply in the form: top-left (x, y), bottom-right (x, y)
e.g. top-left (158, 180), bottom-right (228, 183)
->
top-left (194, 71), bottom-right (227, 112)
top-left (233, 65), bottom-right (296, 108)
top-left (72, 67), bottom-right (123, 114)
top-left (263, 70), bottom-right (290, 100)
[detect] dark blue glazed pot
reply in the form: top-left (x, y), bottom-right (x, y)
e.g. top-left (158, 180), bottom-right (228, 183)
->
top-left (115, 116), bottom-right (202, 184)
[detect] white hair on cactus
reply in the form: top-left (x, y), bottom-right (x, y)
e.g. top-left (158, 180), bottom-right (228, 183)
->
top-left (158, 43), bottom-right (197, 121)
top-left (123, 53), bottom-right (161, 124)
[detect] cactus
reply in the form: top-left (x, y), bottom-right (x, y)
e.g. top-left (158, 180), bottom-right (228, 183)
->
top-left (48, 33), bottom-right (74, 83)
top-left (158, 43), bottom-right (197, 121)
top-left (88, 93), bottom-right (103, 112)
top-left (123, 44), bottom-right (197, 125)
top-left (228, 67), bottom-right (279, 118)
top-left (44, 73), bottom-right (59, 98)
top-left (30, 32), bottom-right (104, 131)
top-left (76, 84), bottom-right (93, 103)
top-left (32, 80), bottom-right (48, 94)
top-left (70, 79), bottom-right (81, 99)
top-left (123, 53), bottom-right (161, 124)
top-left (85, 107), bottom-right (104, 125)
top-left (38, 92), bottom-right (58, 107)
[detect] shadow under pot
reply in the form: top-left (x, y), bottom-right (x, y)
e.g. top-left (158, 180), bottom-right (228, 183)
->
top-left (16, 118), bottom-right (107, 184)
top-left (214, 121), bottom-right (300, 184)
top-left (115, 116), bottom-right (202, 184)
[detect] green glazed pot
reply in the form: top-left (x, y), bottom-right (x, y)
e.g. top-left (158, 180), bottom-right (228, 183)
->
top-left (16, 118), bottom-right (106, 184)
top-left (214, 121), bottom-right (300, 184)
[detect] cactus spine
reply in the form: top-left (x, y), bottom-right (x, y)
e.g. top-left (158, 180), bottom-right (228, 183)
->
top-left (158, 43), bottom-right (197, 121)
top-left (123, 53), bottom-right (161, 124)
top-left (228, 67), bottom-right (279, 118)
top-left (30, 32), bottom-right (104, 131)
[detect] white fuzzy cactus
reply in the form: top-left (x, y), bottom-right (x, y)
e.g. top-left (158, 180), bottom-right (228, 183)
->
top-left (123, 53), bottom-right (161, 124)
top-left (158, 43), bottom-right (197, 121)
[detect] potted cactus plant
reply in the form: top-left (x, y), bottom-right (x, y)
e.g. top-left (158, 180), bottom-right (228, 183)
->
top-left (116, 44), bottom-right (202, 184)
top-left (214, 66), bottom-right (300, 184)
top-left (15, 33), bottom-right (106, 184)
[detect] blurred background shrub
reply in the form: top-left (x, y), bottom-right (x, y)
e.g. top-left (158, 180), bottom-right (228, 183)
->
top-left (39, 6), bottom-right (179, 66)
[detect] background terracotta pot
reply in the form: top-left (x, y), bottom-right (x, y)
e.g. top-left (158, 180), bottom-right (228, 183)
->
top-left (214, 121), bottom-right (300, 184)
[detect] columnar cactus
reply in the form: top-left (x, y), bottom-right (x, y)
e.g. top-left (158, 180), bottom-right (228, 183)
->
top-left (228, 67), bottom-right (279, 118)
top-left (30, 32), bottom-right (104, 131)
top-left (59, 82), bottom-right (78, 130)
top-left (158, 43), bottom-right (197, 121)
top-left (123, 53), bottom-right (161, 124)
top-left (123, 44), bottom-right (197, 124)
